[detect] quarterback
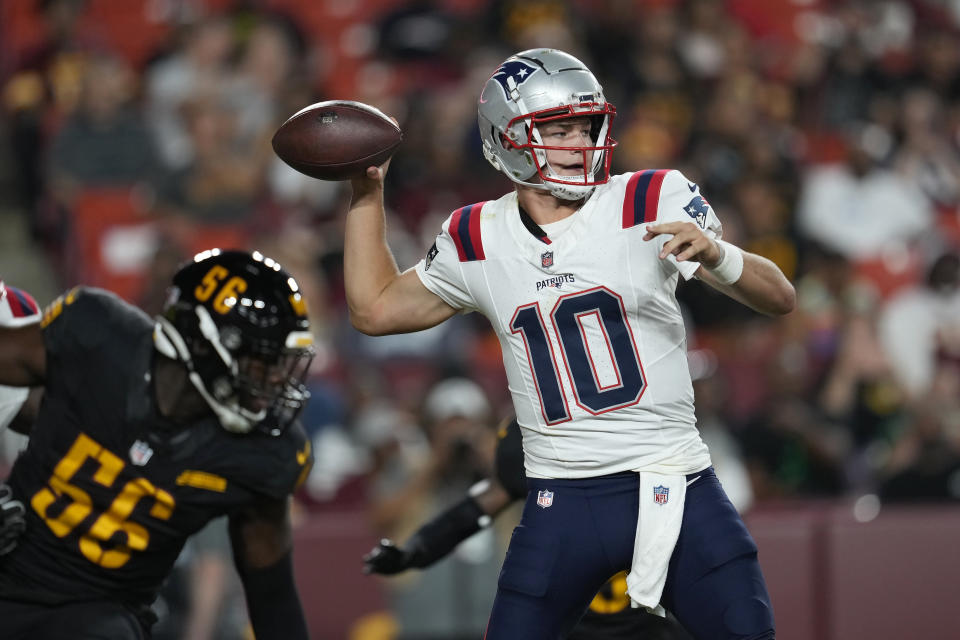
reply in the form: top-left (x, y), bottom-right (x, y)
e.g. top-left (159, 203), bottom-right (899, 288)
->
top-left (345, 49), bottom-right (793, 639)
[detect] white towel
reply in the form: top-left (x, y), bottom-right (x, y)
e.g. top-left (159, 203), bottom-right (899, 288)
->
top-left (625, 471), bottom-right (687, 616)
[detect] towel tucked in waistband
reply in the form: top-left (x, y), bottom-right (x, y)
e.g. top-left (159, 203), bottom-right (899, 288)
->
top-left (625, 471), bottom-right (687, 616)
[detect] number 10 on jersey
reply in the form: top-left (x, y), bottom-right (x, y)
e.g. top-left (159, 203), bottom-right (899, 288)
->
top-left (510, 287), bottom-right (646, 424)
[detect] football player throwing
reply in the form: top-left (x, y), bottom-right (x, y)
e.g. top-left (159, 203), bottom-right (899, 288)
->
top-left (344, 49), bottom-right (793, 639)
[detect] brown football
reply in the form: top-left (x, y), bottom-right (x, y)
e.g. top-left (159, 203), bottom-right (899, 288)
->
top-left (271, 100), bottom-right (402, 181)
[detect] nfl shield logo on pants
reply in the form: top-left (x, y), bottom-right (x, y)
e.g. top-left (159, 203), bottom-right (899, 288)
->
top-left (541, 251), bottom-right (554, 268)
top-left (653, 485), bottom-right (669, 505)
top-left (537, 489), bottom-right (554, 508)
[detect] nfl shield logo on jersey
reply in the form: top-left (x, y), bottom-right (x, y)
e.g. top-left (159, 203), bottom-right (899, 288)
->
top-left (537, 489), bottom-right (554, 509)
top-left (653, 485), bottom-right (669, 505)
top-left (541, 251), bottom-right (554, 268)
top-left (129, 440), bottom-right (154, 466)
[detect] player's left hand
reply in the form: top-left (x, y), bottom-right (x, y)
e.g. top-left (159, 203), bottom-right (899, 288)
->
top-left (643, 221), bottom-right (722, 266)
top-left (0, 483), bottom-right (26, 555)
top-left (363, 538), bottom-right (413, 575)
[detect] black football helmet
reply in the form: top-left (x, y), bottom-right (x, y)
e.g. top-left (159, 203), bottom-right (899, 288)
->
top-left (154, 249), bottom-right (314, 434)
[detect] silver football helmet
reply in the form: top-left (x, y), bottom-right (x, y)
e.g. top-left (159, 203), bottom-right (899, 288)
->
top-left (477, 49), bottom-right (617, 201)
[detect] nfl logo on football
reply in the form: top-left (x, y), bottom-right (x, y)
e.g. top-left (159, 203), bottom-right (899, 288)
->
top-left (653, 485), bottom-right (669, 505)
top-left (537, 489), bottom-right (554, 509)
top-left (541, 251), bottom-right (554, 269)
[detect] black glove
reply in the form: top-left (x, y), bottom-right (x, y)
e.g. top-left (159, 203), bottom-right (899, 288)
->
top-left (363, 538), bottom-right (414, 575)
top-left (0, 483), bottom-right (26, 556)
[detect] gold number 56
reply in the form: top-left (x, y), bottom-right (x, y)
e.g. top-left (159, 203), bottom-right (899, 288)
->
top-left (31, 433), bottom-right (175, 569)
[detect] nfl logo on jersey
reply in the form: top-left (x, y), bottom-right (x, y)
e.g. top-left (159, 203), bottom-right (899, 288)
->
top-left (653, 485), bottom-right (669, 505)
top-left (541, 251), bottom-right (554, 268)
top-left (537, 489), bottom-right (554, 509)
top-left (129, 440), bottom-right (154, 466)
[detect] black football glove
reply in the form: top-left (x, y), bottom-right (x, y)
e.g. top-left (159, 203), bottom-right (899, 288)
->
top-left (0, 483), bottom-right (26, 556)
top-left (362, 539), bottom-right (415, 575)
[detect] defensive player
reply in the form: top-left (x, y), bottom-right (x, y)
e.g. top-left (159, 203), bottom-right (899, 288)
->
top-left (344, 49), bottom-right (794, 639)
top-left (364, 418), bottom-right (693, 640)
top-left (0, 250), bottom-right (314, 639)
top-left (0, 281), bottom-right (41, 556)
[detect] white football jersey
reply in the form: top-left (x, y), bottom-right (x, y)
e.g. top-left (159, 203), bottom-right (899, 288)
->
top-left (0, 283), bottom-right (41, 431)
top-left (415, 170), bottom-right (721, 478)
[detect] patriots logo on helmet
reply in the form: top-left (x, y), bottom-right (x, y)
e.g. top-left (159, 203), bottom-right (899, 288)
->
top-left (683, 196), bottom-right (710, 229)
top-left (490, 60), bottom-right (538, 99)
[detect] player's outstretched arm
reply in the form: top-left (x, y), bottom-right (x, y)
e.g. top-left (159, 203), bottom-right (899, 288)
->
top-left (644, 222), bottom-right (796, 316)
top-left (363, 478), bottom-right (514, 575)
top-left (0, 323), bottom-right (45, 387)
top-left (346, 164), bottom-right (458, 335)
top-left (229, 497), bottom-right (308, 640)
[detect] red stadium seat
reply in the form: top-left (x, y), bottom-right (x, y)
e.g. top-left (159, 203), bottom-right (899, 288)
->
top-left (68, 187), bottom-right (157, 302)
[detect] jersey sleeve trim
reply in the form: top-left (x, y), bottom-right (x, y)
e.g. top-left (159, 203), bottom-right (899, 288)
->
top-left (449, 202), bottom-right (488, 261)
top-left (4, 286), bottom-right (40, 319)
top-left (622, 170), bottom-right (669, 228)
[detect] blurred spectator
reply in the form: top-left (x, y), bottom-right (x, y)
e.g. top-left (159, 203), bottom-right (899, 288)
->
top-left (224, 18), bottom-right (297, 146)
top-left (878, 251), bottom-right (960, 400)
top-left (880, 355), bottom-right (960, 502)
top-left (797, 121), bottom-right (933, 261)
top-left (738, 247), bottom-right (863, 498)
top-left (145, 16), bottom-right (233, 170)
top-left (689, 349), bottom-right (754, 513)
top-left (2, 0), bottom-right (102, 236)
top-left (47, 53), bottom-right (159, 206)
top-left (366, 378), bottom-right (501, 640)
top-left (154, 91), bottom-right (266, 224)
top-left (893, 88), bottom-right (960, 211)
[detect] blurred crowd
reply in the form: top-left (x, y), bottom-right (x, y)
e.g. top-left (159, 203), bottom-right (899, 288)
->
top-left (4, 0), bottom-right (960, 637)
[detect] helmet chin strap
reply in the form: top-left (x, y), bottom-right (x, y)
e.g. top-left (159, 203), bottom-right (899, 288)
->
top-left (186, 371), bottom-right (266, 434)
top-left (153, 316), bottom-right (266, 434)
top-left (499, 170), bottom-right (597, 201)
top-left (539, 160), bottom-right (599, 200)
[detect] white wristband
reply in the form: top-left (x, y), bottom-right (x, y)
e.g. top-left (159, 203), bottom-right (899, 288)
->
top-left (705, 239), bottom-right (744, 285)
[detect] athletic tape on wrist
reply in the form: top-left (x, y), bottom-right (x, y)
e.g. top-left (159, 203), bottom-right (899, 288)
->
top-left (706, 240), bottom-right (744, 285)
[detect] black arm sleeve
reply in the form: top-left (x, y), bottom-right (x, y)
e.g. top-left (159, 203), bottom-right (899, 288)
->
top-left (494, 419), bottom-right (528, 500)
top-left (238, 550), bottom-right (309, 640)
top-left (406, 494), bottom-right (487, 569)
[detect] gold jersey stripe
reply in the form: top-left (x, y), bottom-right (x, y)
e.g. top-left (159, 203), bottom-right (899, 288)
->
top-left (175, 470), bottom-right (227, 493)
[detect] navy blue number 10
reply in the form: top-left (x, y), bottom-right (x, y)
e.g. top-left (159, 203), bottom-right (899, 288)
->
top-left (510, 287), bottom-right (646, 424)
